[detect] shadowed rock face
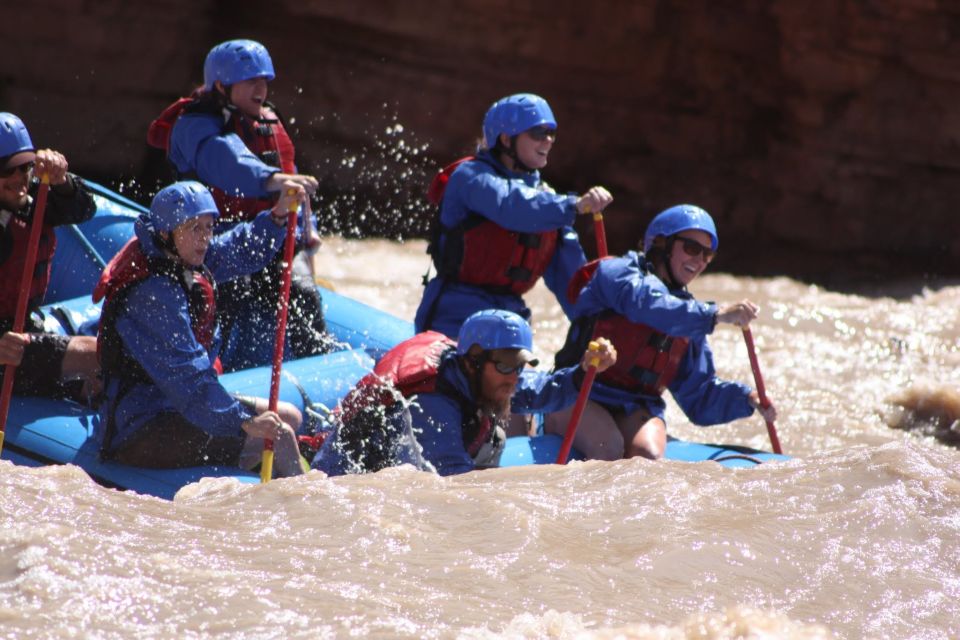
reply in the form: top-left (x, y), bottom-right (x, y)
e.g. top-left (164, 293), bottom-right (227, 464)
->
top-left (3, 1), bottom-right (958, 285)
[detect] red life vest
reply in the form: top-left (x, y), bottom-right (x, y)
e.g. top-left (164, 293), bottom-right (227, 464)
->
top-left (427, 156), bottom-right (559, 296)
top-left (148, 97), bottom-right (297, 222)
top-left (0, 202), bottom-right (57, 319)
top-left (93, 238), bottom-right (221, 379)
top-left (146, 97), bottom-right (194, 151)
top-left (565, 258), bottom-right (689, 396)
top-left (340, 331), bottom-right (492, 458)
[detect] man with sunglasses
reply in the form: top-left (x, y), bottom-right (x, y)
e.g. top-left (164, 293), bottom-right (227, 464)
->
top-left (312, 309), bottom-right (615, 477)
top-left (547, 204), bottom-right (777, 461)
top-left (416, 93), bottom-right (614, 341)
top-left (0, 112), bottom-right (98, 399)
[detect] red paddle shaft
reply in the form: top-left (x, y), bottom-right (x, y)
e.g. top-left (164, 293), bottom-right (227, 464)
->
top-left (741, 326), bottom-right (783, 454)
top-left (261, 196), bottom-right (299, 481)
top-left (556, 341), bottom-right (601, 464)
top-left (269, 211), bottom-right (298, 412)
top-left (592, 212), bottom-right (608, 258)
top-left (0, 179), bottom-right (51, 449)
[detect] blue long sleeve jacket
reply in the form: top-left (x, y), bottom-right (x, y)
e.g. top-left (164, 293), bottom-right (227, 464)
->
top-left (314, 350), bottom-right (583, 477)
top-left (96, 211), bottom-right (287, 452)
top-left (571, 251), bottom-right (755, 425)
top-left (414, 151), bottom-right (586, 337)
top-left (168, 111), bottom-right (277, 199)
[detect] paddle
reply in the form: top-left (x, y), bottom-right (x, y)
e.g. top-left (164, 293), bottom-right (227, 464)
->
top-left (0, 175), bottom-right (50, 453)
top-left (261, 190), bottom-right (300, 483)
top-left (593, 211), bottom-right (608, 258)
top-left (741, 326), bottom-right (783, 454)
top-left (555, 340), bottom-right (601, 464)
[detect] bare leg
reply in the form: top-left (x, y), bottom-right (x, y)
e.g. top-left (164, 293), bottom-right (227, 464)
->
top-left (244, 397), bottom-right (303, 432)
top-left (60, 336), bottom-right (98, 378)
top-left (504, 413), bottom-right (535, 437)
top-left (239, 398), bottom-right (305, 477)
top-left (544, 400), bottom-right (624, 461)
top-left (60, 336), bottom-right (102, 399)
top-left (238, 432), bottom-right (305, 478)
top-left (616, 409), bottom-right (667, 460)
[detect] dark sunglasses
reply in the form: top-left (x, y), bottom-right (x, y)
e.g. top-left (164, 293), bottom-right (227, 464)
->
top-left (0, 161), bottom-right (34, 179)
top-left (490, 360), bottom-right (526, 375)
top-left (525, 126), bottom-right (557, 142)
top-left (675, 236), bottom-right (716, 262)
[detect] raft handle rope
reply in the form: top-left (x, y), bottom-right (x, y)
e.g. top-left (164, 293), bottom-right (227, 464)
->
top-left (712, 453), bottom-right (766, 466)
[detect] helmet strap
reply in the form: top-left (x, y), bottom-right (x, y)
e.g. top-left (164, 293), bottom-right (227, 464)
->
top-left (157, 231), bottom-right (182, 262)
top-left (506, 135), bottom-right (534, 173)
top-left (662, 236), bottom-right (683, 289)
top-left (461, 349), bottom-right (489, 399)
top-left (494, 136), bottom-right (534, 174)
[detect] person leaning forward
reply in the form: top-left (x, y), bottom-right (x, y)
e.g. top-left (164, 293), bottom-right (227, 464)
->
top-left (0, 112), bottom-right (99, 401)
top-left (94, 181), bottom-right (308, 477)
top-left (312, 309), bottom-right (616, 476)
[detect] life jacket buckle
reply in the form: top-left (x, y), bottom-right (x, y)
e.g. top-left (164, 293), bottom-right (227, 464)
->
top-left (518, 233), bottom-right (542, 249)
top-left (647, 333), bottom-right (674, 351)
top-left (506, 266), bottom-right (533, 282)
top-left (630, 367), bottom-right (662, 389)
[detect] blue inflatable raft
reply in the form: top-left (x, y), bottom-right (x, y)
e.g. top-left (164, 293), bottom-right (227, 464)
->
top-left (499, 433), bottom-right (788, 469)
top-left (1, 180), bottom-right (787, 499)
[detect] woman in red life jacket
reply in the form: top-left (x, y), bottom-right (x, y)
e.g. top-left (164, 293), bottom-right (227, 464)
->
top-left (415, 93), bottom-right (614, 339)
top-left (95, 181), bottom-right (307, 477)
top-left (547, 205), bottom-right (778, 461)
top-left (0, 112), bottom-right (98, 400)
top-left (150, 39), bottom-right (329, 371)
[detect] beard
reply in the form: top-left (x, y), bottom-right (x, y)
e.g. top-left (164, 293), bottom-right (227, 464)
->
top-left (477, 393), bottom-right (512, 424)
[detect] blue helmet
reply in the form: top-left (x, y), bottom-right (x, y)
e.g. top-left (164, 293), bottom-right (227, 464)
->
top-left (149, 181), bottom-right (219, 232)
top-left (643, 204), bottom-right (719, 253)
top-left (0, 113), bottom-right (35, 160)
top-left (457, 309), bottom-right (537, 364)
top-left (482, 93), bottom-right (557, 149)
top-left (203, 39), bottom-right (275, 90)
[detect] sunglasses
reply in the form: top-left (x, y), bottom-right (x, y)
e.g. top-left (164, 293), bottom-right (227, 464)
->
top-left (0, 161), bottom-right (34, 179)
top-left (525, 126), bottom-right (557, 142)
top-left (490, 360), bottom-right (526, 375)
top-left (675, 236), bottom-right (716, 262)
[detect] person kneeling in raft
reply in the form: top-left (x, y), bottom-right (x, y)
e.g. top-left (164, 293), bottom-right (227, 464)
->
top-left (312, 309), bottom-right (616, 476)
top-left (94, 180), bottom-right (307, 477)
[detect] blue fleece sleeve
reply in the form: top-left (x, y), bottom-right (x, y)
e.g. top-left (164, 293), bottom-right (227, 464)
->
top-left (512, 366), bottom-right (581, 414)
top-left (668, 336), bottom-right (754, 426)
top-left (168, 114), bottom-right (277, 197)
top-left (411, 393), bottom-right (475, 476)
top-left (582, 257), bottom-right (717, 339)
top-left (205, 210), bottom-right (288, 282)
top-left (445, 165), bottom-right (578, 232)
top-left (543, 225), bottom-right (588, 319)
top-left (115, 278), bottom-right (252, 438)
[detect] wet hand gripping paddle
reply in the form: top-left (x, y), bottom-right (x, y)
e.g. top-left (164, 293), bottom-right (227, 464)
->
top-left (556, 341), bottom-right (602, 464)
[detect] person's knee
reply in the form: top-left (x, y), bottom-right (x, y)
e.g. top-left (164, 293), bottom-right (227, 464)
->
top-left (546, 403), bottom-right (624, 461)
top-left (579, 428), bottom-right (624, 461)
top-left (622, 417), bottom-right (666, 460)
top-left (625, 440), bottom-right (664, 460)
top-left (277, 401), bottom-right (303, 430)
